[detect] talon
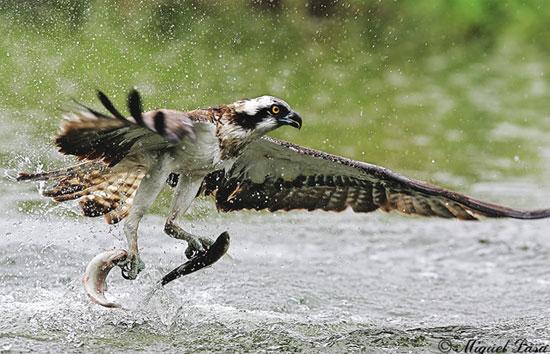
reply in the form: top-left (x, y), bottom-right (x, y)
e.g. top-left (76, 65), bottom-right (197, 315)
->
top-left (200, 237), bottom-right (214, 249)
top-left (83, 249), bottom-right (128, 308)
top-left (117, 254), bottom-right (145, 280)
top-left (184, 242), bottom-right (202, 259)
top-left (184, 237), bottom-right (212, 259)
top-left (120, 266), bottom-right (133, 280)
top-left (162, 231), bottom-right (230, 286)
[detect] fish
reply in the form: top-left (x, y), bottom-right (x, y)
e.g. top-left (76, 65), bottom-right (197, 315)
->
top-left (161, 232), bottom-right (230, 286)
top-left (82, 249), bottom-right (128, 308)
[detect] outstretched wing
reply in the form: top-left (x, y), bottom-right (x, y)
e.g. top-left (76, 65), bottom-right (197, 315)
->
top-left (202, 136), bottom-right (550, 220)
top-left (56, 90), bottom-right (197, 166)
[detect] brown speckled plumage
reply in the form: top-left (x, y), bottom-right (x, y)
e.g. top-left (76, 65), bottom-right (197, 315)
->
top-left (19, 90), bottom-right (550, 226)
top-left (200, 136), bottom-right (550, 220)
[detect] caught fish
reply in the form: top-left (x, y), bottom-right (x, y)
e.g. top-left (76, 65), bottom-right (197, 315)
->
top-left (161, 232), bottom-right (230, 286)
top-left (82, 249), bottom-right (128, 308)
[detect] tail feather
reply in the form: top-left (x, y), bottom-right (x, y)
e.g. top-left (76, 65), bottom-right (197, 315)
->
top-left (104, 170), bottom-right (145, 224)
top-left (16, 162), bottom-right (106, 181)
top-left (104, 195), bottom-right (134, 224)
top-left (18, 162), bottom-right (146, 224)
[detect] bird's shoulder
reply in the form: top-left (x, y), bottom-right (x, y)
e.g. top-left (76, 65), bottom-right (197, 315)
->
top-left (184, 108), bottom-right (217, 124)
top-left (183, 105), bottom-right (235, 123)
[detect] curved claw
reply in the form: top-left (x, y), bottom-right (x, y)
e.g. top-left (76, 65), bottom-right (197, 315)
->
top-left (161, 231), bottom-right (230, 286)
top-left (120, 265), bottom-right (133, 280)
top-left (185, 237), bottom-right (213, 259)
top-left (83, 249), bottom-right (128, 308)
top-left (117, 254), bottom-right (145, 280)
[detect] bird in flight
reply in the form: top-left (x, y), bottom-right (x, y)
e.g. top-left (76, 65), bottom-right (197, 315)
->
top-left (17, 90), bottom-right (550, 308)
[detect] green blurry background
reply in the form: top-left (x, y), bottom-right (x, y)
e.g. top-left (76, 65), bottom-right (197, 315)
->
top-left (1, 0), bottom-right (549, 189)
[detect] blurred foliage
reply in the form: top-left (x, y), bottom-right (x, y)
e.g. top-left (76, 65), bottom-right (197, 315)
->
top-left (1, 0), bottom-right (549, 188)
top-left (2, 0), bottom-right (549, 51)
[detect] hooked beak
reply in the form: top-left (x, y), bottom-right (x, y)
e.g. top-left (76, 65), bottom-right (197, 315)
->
top-left (278, 112), bottom-right (302, 129)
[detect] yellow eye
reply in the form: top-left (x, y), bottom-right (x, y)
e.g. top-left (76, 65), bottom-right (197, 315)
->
top-left (271, 105), bottom-right (280, 114)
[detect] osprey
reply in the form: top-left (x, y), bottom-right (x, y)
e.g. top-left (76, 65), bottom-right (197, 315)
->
top-left (18, 90), bottom-right (550, 308)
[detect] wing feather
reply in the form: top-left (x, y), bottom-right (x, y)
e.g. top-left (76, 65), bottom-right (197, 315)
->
top-left (202, 136), bottom-right (550, 220)
top-left (56, 90), bottom-right (198, 166)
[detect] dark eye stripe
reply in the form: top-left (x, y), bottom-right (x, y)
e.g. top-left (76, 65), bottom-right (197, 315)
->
top-left (234, 107), bottom-right (270, 130)
top-left (275, 105), bottom-right (289, 116)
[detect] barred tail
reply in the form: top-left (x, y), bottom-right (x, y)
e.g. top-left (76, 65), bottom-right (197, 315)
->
top-left (17, 163), bottom-right (146, 224)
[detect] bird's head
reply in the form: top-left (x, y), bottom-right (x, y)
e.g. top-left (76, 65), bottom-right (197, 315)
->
top-left (229, 96), bottom-right (302, 136)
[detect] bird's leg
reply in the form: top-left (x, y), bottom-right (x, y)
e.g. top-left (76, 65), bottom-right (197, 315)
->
top-left (120, 217), bottom-right (146, 280)
top-left (118, 161), bottom-right (169, 280)
top-left (163, 175), bottom-right (215, 259)
top-left (160, 174), bottom-right (230, 285)
top-left (164, 221), bottom-right (216, 259)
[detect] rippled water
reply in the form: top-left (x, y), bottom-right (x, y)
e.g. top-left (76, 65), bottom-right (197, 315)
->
top-left (1, 177), bottom-right (550, 352)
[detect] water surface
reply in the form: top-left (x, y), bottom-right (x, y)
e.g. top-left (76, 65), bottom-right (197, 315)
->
top-left (1, 4), bottom-right (550, 351)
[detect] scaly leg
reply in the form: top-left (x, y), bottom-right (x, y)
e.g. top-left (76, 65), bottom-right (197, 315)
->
top-left (119, 159), bottom-right (170, 280)
top-left (163, 174), bottom-right (214, 259)
top-left (160, 173), bottom-right (230, 285)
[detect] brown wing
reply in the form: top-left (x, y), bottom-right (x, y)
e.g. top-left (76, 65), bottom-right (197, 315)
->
top-left (202, 136), bottom-right (550, 220)
top-left (56, 90), bottom-right (197, 166)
